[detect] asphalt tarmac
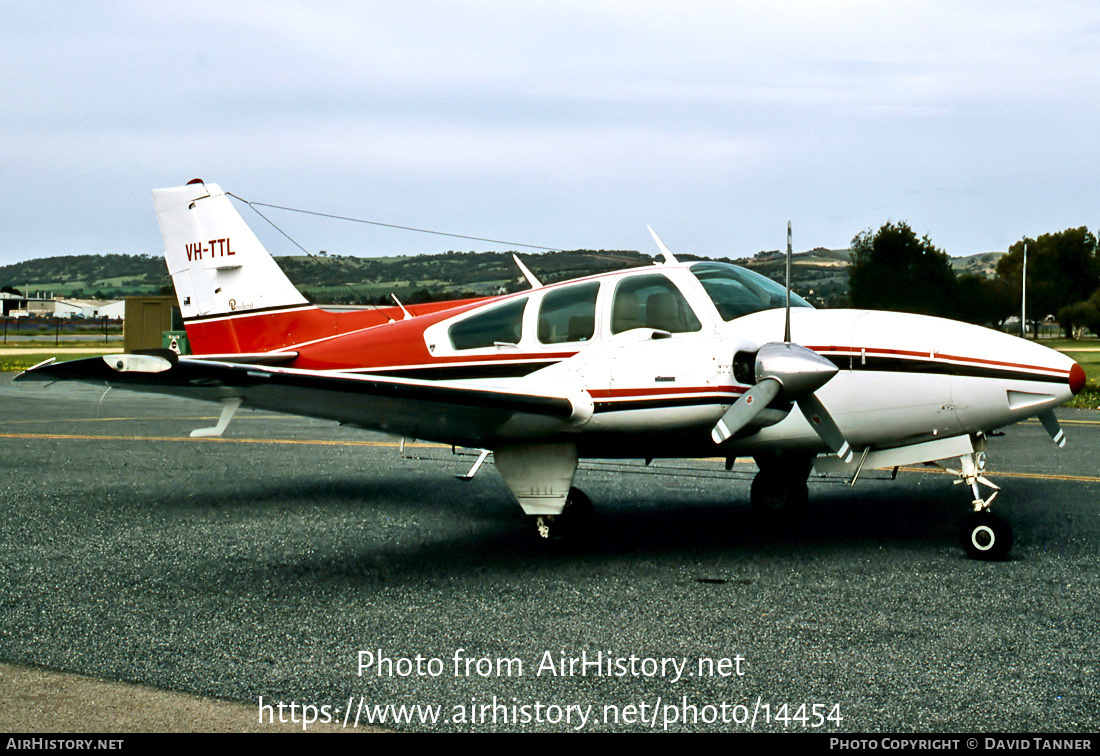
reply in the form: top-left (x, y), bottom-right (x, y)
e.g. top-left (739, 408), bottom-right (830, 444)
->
top-left (1, 375), bottom-right (1098, 733)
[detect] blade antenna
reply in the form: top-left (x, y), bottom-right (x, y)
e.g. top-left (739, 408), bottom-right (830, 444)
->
top-left (647, 226), bottom-right (679, 264)
top-left (784, 221), bottom-right (792, 343)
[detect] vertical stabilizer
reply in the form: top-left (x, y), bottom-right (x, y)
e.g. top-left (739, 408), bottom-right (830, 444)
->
top-left (152, 180), bottom-right (308, 322)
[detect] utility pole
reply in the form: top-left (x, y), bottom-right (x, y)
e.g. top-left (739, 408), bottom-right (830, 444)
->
top-left (1021, 241), bottom-right (1027, 339)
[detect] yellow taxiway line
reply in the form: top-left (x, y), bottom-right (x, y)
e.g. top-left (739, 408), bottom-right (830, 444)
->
top-left (0, 431), bottom-right (445, 449)
top-left (3, 430), bottom-right (1099, 484)
top-left (0, 347), bottom-right (123, 355)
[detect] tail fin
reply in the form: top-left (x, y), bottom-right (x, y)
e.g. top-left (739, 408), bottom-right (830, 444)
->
top-left (152, 180), bottom-right (308, 322)
top-left (151, 179), bottom-right (474, 358)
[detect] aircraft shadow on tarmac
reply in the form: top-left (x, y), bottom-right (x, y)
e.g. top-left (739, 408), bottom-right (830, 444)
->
top-left (130, 467), bottom-right (1035, 587)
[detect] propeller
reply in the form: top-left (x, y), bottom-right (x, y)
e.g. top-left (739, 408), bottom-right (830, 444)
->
top-left (710, 222), bottom-right (853, 462)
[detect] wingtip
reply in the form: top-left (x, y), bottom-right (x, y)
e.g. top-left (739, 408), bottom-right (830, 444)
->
top-left (13, 357), bottom-right (58, 382)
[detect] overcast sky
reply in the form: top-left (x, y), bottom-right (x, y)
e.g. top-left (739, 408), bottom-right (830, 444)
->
top-left (2, 1), bottom-right (1098, 266)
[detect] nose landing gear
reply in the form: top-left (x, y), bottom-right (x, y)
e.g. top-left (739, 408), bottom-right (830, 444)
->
top-left (943, 445), bottom-right (1013, 561)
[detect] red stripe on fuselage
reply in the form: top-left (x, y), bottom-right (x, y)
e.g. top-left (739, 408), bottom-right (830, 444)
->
top-left (588, 386), bottom-right (743, 399)
top-left (808, 345), bottom-right (1070, 378)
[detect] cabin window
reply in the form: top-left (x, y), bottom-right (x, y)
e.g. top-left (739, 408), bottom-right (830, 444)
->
top-left (537, 282), bottom-right (599, 344)
top-left (448, 297), bottom-right (528, 350)
top-left (610, 274), bottom-right (701, 334)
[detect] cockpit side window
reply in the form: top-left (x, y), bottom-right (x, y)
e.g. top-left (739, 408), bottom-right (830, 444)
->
top-left (448, 297), bottom-right (528, 350)
top-left (538, 282), bottom-right (599, 344)
top-left (611, 274), bottom-right (701, 334)
top-left (690, 262), bottom-right (812, 321)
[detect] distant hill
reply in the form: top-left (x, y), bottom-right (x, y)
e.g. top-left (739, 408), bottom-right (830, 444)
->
top-left (0, 254), bottom-right (169, 299)
top-left (950, 251), bottom-right (1004, 277)
top-left (0, 246), bottom-right (1000, 308)
top-left (273, 249), bottom-right (656, 304)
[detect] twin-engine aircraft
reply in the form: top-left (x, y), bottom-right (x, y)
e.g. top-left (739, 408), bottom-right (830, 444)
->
top-left (18, 180), bottom-right (1085, 559)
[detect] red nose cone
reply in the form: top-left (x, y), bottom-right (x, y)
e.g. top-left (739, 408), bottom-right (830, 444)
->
top-left (1069, 362), bottom-right (1086, 396)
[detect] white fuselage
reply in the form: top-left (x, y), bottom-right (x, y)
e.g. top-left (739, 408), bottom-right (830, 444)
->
top-left (419, 264), bottom-right (1077, 458)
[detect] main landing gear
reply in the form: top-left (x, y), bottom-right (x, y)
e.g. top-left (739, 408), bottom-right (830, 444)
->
top-left (945, 448), bottom-right (1013, 561)
top-left (749, 451), bottom-right (812, 523)
top-left (531, 487), bottom-right (594, 546)
top-left (490, 442), bottom-right (592, 547)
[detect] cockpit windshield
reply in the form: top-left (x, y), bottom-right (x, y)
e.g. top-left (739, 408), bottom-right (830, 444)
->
top-left (690, 262), bottom-right (813, 321)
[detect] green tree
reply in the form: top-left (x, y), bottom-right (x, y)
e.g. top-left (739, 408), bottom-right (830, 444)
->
top-left (996, 227), bottom-right (1100, 335)
top-left (1058, 287), bottom-right (1100, 340)
top-left (849, 222), bottom-right (958, 317)
top-left (953, 272), bottom-right (1016, 327)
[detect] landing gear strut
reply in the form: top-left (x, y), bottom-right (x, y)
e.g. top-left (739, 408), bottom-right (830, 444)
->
top-left (531, 487), bottom-right (594, 546)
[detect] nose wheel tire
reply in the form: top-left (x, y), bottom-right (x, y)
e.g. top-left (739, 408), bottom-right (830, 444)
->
top-left (963, 511), bottom-right (1012, 561)
top-left (532, 487), bottom-right (595, 547)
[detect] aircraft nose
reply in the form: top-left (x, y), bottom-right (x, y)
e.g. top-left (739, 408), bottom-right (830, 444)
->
top-left (1070, 362), bottom-right (1086, 396)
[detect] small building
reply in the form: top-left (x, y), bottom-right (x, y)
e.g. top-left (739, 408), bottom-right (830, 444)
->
top-left (123, 296), bottom-right (181, 352)
top-left (54, 298), bottom-right (126, 319)
top-left (1, 296), bottom-right (125, 319)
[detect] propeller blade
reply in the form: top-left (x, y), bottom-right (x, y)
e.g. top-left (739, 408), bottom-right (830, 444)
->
top-left (712, 378), bottom-right (781, 444)
top-left (1037, 408), bottom-right (1066, 447)
top-left (796, 393), bottom-right (854, 463)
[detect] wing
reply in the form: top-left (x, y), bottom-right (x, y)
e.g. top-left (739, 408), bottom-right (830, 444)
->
top-left (15, 354), bottom-right (589, 448)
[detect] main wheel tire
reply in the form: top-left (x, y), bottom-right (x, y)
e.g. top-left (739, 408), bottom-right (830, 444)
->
top-left (963, 511), bottom-right (1013, 561)
top-left (750, 470), bottom-right (808, 522)
top-left (532, 487), bottom-right (595, 546)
